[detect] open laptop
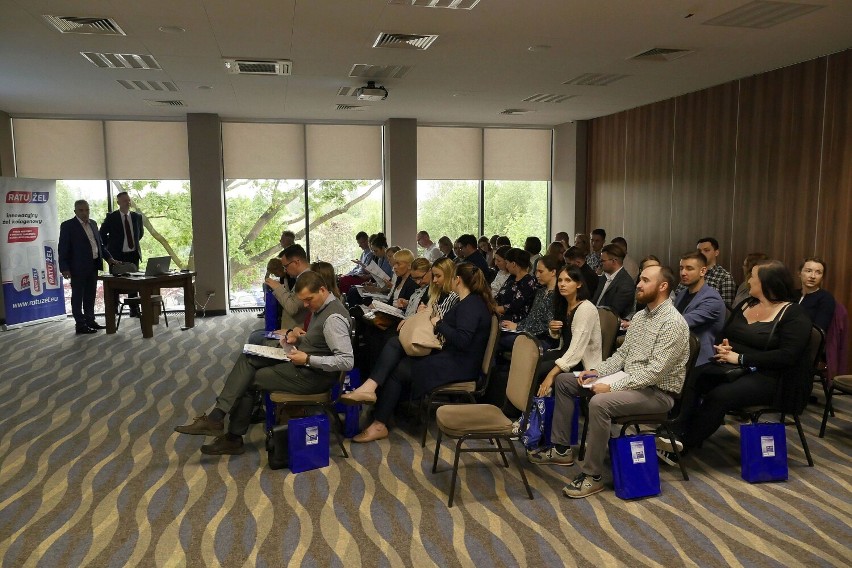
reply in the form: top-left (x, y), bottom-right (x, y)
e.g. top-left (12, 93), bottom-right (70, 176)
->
top-left (128, 256), bottom-right (172, 277)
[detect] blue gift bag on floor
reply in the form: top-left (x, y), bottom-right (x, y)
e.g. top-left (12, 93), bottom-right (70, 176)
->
top-left (609, 434), bottom-right (661, 500)
top-left (522, 396), bottom-right (555, 449)
top-left (332, 369), bottom-right (362, 438)
top-left (741, 422), bottom-right (788, 483)
top-left (288, 415), bottom-right (330, 473)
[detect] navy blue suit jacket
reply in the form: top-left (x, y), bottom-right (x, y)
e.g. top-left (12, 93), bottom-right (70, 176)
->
top-left (100, 210), bottom-right (144, 262)
top-left (674, 283), bottom-right (725, 366)
top-left (411, 294), bottom-right (492, 397)
top-left (58, 217), bottom-right (112, 277)
top-left (592, 267), bottom-right (635, 319)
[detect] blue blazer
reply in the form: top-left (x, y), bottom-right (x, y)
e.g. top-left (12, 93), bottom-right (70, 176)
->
top-left (675, 283), bottom-right (725, 366)
top-left (58, 217), bottom-right (112, 277)
top-left (411, 294), bottom-right (492, 397)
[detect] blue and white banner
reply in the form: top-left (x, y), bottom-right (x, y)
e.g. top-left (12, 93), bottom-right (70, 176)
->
top-left (0, 177), bottom-right (65, 328)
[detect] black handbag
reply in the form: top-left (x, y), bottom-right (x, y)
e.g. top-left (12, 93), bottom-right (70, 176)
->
top-left (109, 261), bottom-right (138, 275)
top-left (267, 424), bottom-right (289, 470)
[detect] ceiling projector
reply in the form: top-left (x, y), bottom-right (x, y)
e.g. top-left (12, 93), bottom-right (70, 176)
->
top-left (355, 81), bottom-right (388, 101)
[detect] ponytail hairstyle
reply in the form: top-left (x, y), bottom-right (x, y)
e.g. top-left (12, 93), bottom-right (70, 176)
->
top-left (429, 257), bottom-right (456, 304)
top-left (456, 262), bottom-right (497, 314)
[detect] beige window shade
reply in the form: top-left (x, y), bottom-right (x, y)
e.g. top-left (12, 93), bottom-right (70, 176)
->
top-left (306, 125), bottom-right (382, 180)
top-left (13, 119), bottom-right (106, 180)
top-left (417, 127), bottom-right (483, 180)
top-left (223, 123), bottom-right (306, 179)
top-left (484, 128), bottom-right (552, 181)
top-left (105, 121), bottom-right (189, 180)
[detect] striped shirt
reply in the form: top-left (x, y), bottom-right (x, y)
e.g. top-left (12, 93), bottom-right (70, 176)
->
top-left (596, 298), bottom-right (690, 394)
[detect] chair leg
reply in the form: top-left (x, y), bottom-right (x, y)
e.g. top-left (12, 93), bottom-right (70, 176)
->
top-left (116, 302), bottom-right (126, 329)
top-left (793, 415), bottom-right (814, 467)
top-left (819, 388), bottom-right (833, 438)
top-left (323, 406), bottom-right (348, 458)
top-left (448, 438), bottom-right (465, 507)
top-left (661, 423), bottom-right (689, 481)
top-left (494, 437), bottom-right (509, 467)
top-left (432, 429), bottom-right (443, 473)
top-left (578, 413), bottom-right (589, 461)
top-left (420, 394), bottom-right (433, 448)
top-left (505, 436), bottom-right (534, 500)
top-left (161, 300), bottom-right (169, 327)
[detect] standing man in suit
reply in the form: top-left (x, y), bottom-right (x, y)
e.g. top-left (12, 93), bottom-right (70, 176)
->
top-left (100, 191), bottom-right (144, 316)
top-left (591, 243), bottom-right (635, 320)
top-left (59, 200), bottom-right (114, 334)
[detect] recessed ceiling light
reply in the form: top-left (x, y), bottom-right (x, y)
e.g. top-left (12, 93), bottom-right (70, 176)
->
top-left (528, 45), bottom-right (551, 52)
top-left (197, 85), bottom-right (213, 90)
top-left (158, 25), bottom-right (186, 34)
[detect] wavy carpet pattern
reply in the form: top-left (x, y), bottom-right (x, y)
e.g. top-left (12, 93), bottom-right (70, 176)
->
top-left (1, 312), bottom-right (850, 567)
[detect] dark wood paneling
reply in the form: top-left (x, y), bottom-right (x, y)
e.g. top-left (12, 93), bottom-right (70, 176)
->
top-left (622, 100), bottom-right (676, 266)
top-left (670, 82), bottom-right (739, 272)
top-left (816, 49), bottom-right (852, 322)
top-left (731, 57), bottom-right (826, 276)
top-left (586, 113), bottom-right (625, 237)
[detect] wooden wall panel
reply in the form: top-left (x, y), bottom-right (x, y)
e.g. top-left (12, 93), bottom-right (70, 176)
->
top-left (731, 57), bottom-right (826, 274)
top-left (816, 49), bottom-right (852, 316)
top-left (670, 82), bottom-right (739, 271)
top-left (622, 100), bottom-right (675, 266)
top-left (585, 113), bottom-right (625, 237)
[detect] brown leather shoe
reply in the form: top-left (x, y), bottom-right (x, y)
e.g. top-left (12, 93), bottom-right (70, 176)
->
top-left (352, 422), bottom-right (388, 443)
top-left (174, 414), bottom-right (224, 436)
top-left (200, 435), bottom-right (245, 455)
top-left (338, 391), bottom-right (377, 405)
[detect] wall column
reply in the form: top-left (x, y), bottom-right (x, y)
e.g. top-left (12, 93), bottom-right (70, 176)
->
top-left (186, 113), bottom-right (228, 315)
top-left (551, 120), bottom-right (588, 239)
top-left (383, 118), bottom-right (417, 252)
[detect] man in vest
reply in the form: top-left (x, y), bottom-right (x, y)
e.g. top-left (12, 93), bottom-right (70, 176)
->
top-left (175, 271), bottom-right (353, 455)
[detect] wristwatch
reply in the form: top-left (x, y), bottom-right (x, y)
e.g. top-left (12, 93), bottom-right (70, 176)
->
top-left (305, 354), bottom-right (311, 367)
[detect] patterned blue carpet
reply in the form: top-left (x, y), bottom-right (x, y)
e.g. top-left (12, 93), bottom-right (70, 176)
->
top-left (1, 311), bottom-right (850, 567)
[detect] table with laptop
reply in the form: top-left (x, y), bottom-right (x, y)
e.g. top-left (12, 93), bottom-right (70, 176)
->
top-left (99, 256), bottom-right (196, 338)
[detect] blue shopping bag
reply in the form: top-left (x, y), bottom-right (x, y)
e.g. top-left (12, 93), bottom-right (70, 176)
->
top-left (609, 434), bottom-right (661, 500)
top-left (264, 287), bottom-right (278, 332)
top-left (331, 369), bottom-right (362, 438)
top-left (741, 422), bottom-right (788, 483)
top-left (288, 415), bottom-right (330, 473)
top-left (522, 396), bottom-right (555, 449)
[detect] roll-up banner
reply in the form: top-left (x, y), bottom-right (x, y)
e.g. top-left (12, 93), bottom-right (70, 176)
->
top-left (0, 177), bottom-right (65, 328)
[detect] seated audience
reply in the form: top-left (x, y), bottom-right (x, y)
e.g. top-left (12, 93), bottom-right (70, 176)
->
top-left (416, 231), bottom-right (443, 262)
top-left (495, 248), bottom-right (537, 322)
top-left (573, 233), bottom-right (591, 257)
top-left (691, 237), bottom-right (737, 308)
top-left (733, 252), bottom-right (768, 306)
top-left (564, 246), bottom-right (599, 297)
top-left (496, 235), bottom-right (511, 248)
top-left (421, 257), bottom-right (461, 319)
top-left (554, 231), bottom-right (571, 251)
top-left (455, 234), bottom-right (495, 282)
top-left (338, 231), bottom-right (373, 293)
top-left (545, 240), bottom-right (566, 263)
top-left (174, 271), bottom-right (353, 455)
top-left (525, 236), bottom-right (543, 273)
top-left (339, 263), bottom-right (495, 442)
top-left (674, 261), bottom-right (811, 455)
top-left (490, 245), bottom-right (512, 295)
top-left (368, 233), bottom-right (393, 278)
top-left (587, 228), bottom-right (606, 274)
top-left (530, 265), bottom-right (689, 499)
top-left (591, 243), bottom-right (635, 320)
top-left (500, 254), bottom-right (560, 349)
top-left (438, 236), bottom-right (456, 260)
top-left (266, 244), bottom-right (310, 330)
top-left (478, 236), bottom-right (494, 267)
top-left (611, 237), bottom-right (639, 281)
top-left (796, 257), bottom-right (835, 332)
top-left (672, 251), bottom-right (725, 366)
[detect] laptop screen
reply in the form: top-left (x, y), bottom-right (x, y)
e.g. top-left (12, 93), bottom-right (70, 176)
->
top-left (145, 256), bottom-right (172, 276)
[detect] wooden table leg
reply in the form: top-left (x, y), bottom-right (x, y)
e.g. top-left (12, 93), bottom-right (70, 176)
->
top-left (103, 279), bottom-right (117, 334)
top-left (184, 275), bottom-right (195, 328)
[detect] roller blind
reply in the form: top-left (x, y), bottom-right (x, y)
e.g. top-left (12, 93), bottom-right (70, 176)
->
top-left (417, 127), bottom-right (482, 180)
top-left (105, 121), bottom-right (189, 179)
top-left (484, 128), bottom-right (552, 181)
top-left (305, 125), bottom-right (382, 179)
top-left (13, 119), bottom-right (106, 180)
top-left (222, 123), bottom-right (306, 179)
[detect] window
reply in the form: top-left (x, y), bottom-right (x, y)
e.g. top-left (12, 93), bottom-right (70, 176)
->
top-left (416, 180), bottom-right (480, 245)
top-left (483, 180), bottom-right (549, 248)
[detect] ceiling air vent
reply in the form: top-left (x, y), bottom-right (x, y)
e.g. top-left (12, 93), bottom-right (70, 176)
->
top-left (703, 1), bottom-right (824, 29)
top-left (223, 59), bottom-right (292, 75)
top-left (388, 0), bottom-right (481, 9)
top-left (336, 104), bottom-right (367, 111)
top-left (117, 80), bottom-right (178, 91)
top-left (630, 48), bottom-right (694, 62)
top-left (82, 52), bottom-right (161, 70)
top-left (349, 64), bottom-right (412, 79)
top-left (523, 93), bottom-right (576, 104)
top-left (373, 33), bottom-right (439, 50)
top-left (562, 73), bottom-right (629, 87)
top-left (43, 15), bottom-right (126, 35)
top-left (144, 100), bottom-right (185, 107)
top-left (500, 109), bottom-right (533, 116)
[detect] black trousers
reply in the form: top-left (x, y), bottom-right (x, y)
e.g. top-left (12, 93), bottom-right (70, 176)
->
top-left (112, 250), bottom-right (141, 313)
top-left (70, 259), bottom-right (100, 327)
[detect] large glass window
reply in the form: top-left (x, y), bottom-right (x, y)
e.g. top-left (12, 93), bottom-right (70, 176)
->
top-left (416, 180), bottom-right (480, 245)
top-left (110, 180), bottom-right (193, 308)
top-left (483, 180), bottom-right (549, 248)
top-left (56, 180), bottom-right (109, 314)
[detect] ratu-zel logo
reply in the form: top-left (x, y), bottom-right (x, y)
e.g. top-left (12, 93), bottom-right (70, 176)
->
top-left (6, 191), bottom-right (50, 203)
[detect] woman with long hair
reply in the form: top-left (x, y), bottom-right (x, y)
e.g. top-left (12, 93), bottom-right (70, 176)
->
top-left (500, 254), bottom-right (561, 348)
top-left (490, 245), bottom-right (512, 296)
top-left (733, 252), bottom-right (768, 306)
top-left (341, 263), bottom-right (496, 442)
top-left (494, 248), bottom-right (537, 322)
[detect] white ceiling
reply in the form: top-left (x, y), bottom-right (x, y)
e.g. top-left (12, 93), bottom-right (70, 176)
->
top-left (1, 0), bottom-right (851, 127)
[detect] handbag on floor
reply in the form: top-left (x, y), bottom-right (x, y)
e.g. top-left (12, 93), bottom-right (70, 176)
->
top-left (609, 434), bottom-right (661, 499)
top-left (740, 422), bottom-right (788, 483)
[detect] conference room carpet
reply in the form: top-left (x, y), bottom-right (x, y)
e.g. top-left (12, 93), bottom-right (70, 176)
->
top-left (1, 311), bottom-right (850, 567)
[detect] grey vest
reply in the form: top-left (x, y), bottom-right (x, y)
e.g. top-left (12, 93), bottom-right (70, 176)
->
top-left (298, 296), bottom-right (350, 376)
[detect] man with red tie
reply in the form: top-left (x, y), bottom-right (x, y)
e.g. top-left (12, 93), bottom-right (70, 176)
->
top-left (100, 191), bottom-right (145, 316)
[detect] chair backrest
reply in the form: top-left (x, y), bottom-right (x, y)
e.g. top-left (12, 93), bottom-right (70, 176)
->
top-left (806, 325), bottom-right (825, 372)
top-left (671, 334), bottom-right (701, 419)
top-left (505, 333), bottom-right (543, 413)
top-left (597, 307), bottom-right (620, 359)
top-left (481, 315), bottom-right (500, 376)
